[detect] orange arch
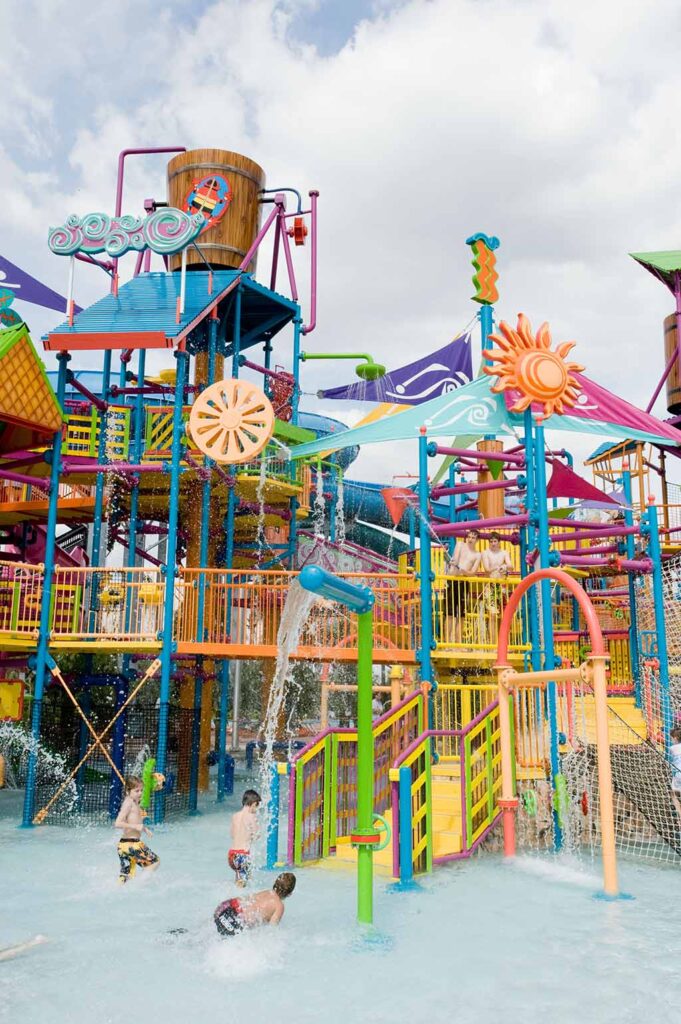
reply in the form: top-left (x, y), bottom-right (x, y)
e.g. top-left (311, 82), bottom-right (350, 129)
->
top-left (496, 566), bottom-right (605, 663)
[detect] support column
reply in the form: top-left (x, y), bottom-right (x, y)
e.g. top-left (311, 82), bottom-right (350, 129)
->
top-left (22, 351), bottom-right (70, 827)
top-left (644, 501), bottom-right (673, 751)
top-left (534, 420), bottom-right (562, 849)
top-left (417, 430), bottom-right (435, 725)
top-left (216, 659), bottom-right (230, 802)
top-left (621, 466), bottom-right (641, 705)
top-left (154, 348), bottom-right (188, 823)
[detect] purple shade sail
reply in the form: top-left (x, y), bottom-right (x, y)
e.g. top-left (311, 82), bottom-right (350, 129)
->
top-left (319, 333), bottom-right (473, 405)
top-left (0, 254), bottom-right (82, 315)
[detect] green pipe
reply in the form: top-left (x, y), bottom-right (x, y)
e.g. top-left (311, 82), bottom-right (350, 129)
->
top-left (300, 351), bottom-right (386, 381)
top-left (356, 609), bottom-right (375, 925)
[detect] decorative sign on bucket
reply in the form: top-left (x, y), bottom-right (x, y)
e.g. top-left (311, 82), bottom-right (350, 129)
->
top-left (183, 175), bottom-right (233, 233)
top-left (48, 209), bottom-right (206, 258)
top-left (188, 379), bottom-right (275, 464)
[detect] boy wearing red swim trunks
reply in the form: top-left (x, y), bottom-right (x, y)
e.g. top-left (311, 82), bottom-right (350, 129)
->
top-left (228, 789), bottom-right (261, 887)
top-left (214, 873), bottom-right (296, 936)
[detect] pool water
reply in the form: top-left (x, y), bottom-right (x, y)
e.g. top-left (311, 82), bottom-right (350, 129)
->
top-left (1, 784), bottom-right (679, 1024)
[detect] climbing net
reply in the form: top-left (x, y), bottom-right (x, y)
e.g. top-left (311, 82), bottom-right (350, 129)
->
top-left (634, 552), bottom-right (681, 737)
top-left (514, 673), bottom-right (681, 864)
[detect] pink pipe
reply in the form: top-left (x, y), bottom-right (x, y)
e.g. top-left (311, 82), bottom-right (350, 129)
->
top-left (278, 205), bottom-right (298, 302)
top-left (617, 558), bottom-right (653, 572)
top-left (240, 204), bottom-right (279, 275)
top-left (434, 514), bottom-right (529, 536)
top-left (270, 215), bottom-right (282, 292)
top-left (431, 478), bottom-right (517, 499)
top-left (559, 555), bottom-right (611, 567)
top-left (302, 190), bottom-right (319, 335)
top-left (549, 526), bottom-right (639, 543)
top-left (567, 543), bottom-right (619, 556)
top-left (0, 469), bottom-right (46, 488)
top-left (113, 146), bottom-right (186, 279)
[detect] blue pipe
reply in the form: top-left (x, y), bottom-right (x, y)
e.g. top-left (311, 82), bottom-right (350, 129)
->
top-left (266, 763), bottom-right (280, 868)
top-left (230, 283), bottom-right (242, 378)
top-left (522, 411), bottom-right (542, 674)
top-left (621, 468), bottom-right (641, 705)
top-left (292, 314), bottom-right (302, 426)
top-left (299, 564), bottom-right (373, 613)
top-left (154, 348), bottom-right (188, 824)
top-left (447, 462), bottom-right (457, 557)
top-left (418, 432), bottom-right (436, 725)
top-left (22, 351), bottom-right (70, 827)
top-left (217, 660), bottom-right (230, 803)
top-left (88, 349), bottom-right (112, 631)
top-left (534, 421), bottom-right (562, 850)
top-left (643, 503), bottom-right (673, 751)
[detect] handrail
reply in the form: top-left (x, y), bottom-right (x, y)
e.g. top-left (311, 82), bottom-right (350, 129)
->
top-left (392, 700), bottom-right (499, 770)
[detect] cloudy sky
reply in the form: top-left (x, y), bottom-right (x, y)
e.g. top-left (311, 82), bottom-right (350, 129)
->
top-left (1, 0), bottom-right (679, 485)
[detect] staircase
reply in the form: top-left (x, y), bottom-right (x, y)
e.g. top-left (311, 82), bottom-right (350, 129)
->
top-left (570, 695), bottom-right (648, 744)
top-left (431, 762), bottom-right (463, 857)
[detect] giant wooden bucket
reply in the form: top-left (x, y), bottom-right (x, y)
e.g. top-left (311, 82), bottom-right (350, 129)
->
top-left (663, 313), bottom-right (681, 414)
top-left (167, 149), bottom-right (266, 272)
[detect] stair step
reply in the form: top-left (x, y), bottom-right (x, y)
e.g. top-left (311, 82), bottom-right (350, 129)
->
top-left (433, 830), bottom-right (462, 856)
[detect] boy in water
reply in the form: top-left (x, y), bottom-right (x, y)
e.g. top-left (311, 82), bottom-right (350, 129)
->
top-left (214, 873), bottom-right (296, 936)
top-left (229, 789), bottom-right (261, 887)
top-left (114, 776), bottom-right (159, 884)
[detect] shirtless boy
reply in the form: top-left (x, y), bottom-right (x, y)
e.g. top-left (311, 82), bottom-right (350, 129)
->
top-left (444, 529), bottom-right (481, 643)
top-left (481, 532), bottom-right (513, 577)
top-left (214, 873), bottom-right (296, 936)
top-left (114, 777), bottom-right (159, 883)
top-left (229, 789), bottom-right (261, 887)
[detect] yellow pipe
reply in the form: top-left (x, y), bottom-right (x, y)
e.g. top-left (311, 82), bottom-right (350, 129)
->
top-left (590, 654), bottom-right (619, 897)
top-left (496, 665), bottom-right (518, 856)
top-left (501, 667), bottom-right (583, 687)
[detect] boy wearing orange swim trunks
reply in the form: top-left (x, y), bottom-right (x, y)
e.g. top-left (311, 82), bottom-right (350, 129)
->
top-left (228, 789), bottom-right (261, 887)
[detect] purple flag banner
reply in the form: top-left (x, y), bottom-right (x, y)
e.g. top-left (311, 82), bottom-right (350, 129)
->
top-left (319, 333), bottom-right (473, 405)
top-left (0, 254), bottom-right (82, 315)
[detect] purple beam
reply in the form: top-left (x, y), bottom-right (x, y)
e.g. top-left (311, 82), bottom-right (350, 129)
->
top-left (270, 213), bottom-right (282, 293)
top-left (239, 204), bottom-right (279, 274)
top-left (61, 460), bottom-right (167, 474)
top-left (0, 453), bottom-right (48, 470)
top-left (238, 501), bottom-right (291, 520)
top-left (240, 358), bottom-right (292, 383)
top-left (434, 514), bottom-right (529, 536)
top-left (278, 203), bottom-right (298, 302)
top-left (546, 517), bottom-right (621, 530)
top-left (0, 469), bottom-right (46, 488)
top-left (287, 765), bottom-right (296, 866)
top-left (618, 558), bottom-right (654, 573)
top-left (67, 374), bottom-right (107, 413)
top-left (431, 478), bottom-right (517, 500)
top-left (566, 543), bottom-right (619, 556)
top-left (111, 533), bottom-right (163, 567)
top-left (431, 445), bottom-right (525, 465)
top-left (549, 525), bottom-right (639, 543)
top-left (559, 555), bottom-right (612, 568)
top-left (302, 189), bottom-right (319, 335)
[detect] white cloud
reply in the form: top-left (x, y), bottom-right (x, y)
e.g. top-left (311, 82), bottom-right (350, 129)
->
top-left (2, 0), bottom-right (680, 486)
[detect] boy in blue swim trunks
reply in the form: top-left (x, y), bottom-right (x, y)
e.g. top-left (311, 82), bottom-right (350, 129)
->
top-left (228, 789), bottom-right (261, 887)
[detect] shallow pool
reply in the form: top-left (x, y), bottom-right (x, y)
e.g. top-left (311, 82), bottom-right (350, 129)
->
top-left (1, 785), bottom-right (679, 1024)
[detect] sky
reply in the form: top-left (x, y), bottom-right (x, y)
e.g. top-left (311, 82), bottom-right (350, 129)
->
top-left (1, 0), bottom-right (680, 487)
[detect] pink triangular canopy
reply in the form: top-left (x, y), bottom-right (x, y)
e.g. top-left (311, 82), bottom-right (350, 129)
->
top-left (546, 460), bottom-right (619, 505)
top-left (503, 373), bottom-right (681, 445)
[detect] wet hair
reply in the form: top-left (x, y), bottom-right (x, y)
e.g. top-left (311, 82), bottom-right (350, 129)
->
top-left (242, 789), bottom-right (261, 807)
top-left (125, 776), bottom-right (143, 793)
top-left (671, 727), bottom-right (681, 743)
top-left (273, 872), bottom-right (296, 898)
top-left (489, 532), bottom-right (501, 542)
top-left (466, 529), bottom-right (480, 538)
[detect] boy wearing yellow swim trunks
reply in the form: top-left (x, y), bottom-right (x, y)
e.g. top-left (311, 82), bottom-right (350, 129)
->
top-left (114, 776), bottom-right (160, 883)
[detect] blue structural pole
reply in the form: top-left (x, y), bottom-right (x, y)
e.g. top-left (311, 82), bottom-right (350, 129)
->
top-left (643, 502), bottom-right (673, 751)
top-left (329, 466), bottom-right (337, 544)
top-left (88, 350), bottom-right (112, 629)
top-left (111, 348), bottom-right (147, 818)
top-left (217, 660), bottom-right (231, 803)
top-left (291, 314), bottom-right (302, 427)
top-left (189, 318), bottom-right (219, 814)
top-left (533, 420), bottom-right (562, 850)
top-left (479, 303), bottom-right (494, 361)
top-left (398, 766), bottom-right (413, 884)
top-left (417, 430), bottom-right (435, 723)
top-left (447, 462), bottom-right (457, 557)
top-left (522, 411), bottom-right (542, 673)
top-left (266, 763), bottom-right (280, 868)
top-left (22, 351), bottom-right (70, 827)
top-left (621, 467), bottom-right (641, 706)
top-left (154, 348), bottom-right (188, 824)
top-left (408, 505), bottom-right (416, 551)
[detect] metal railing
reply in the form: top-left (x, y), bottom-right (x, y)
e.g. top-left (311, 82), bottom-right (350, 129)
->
top-left (432, 574), bottom-right (528, 653)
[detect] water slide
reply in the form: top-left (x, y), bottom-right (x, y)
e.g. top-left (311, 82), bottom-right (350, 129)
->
top-left (298, 411), bottom-right (452, 558)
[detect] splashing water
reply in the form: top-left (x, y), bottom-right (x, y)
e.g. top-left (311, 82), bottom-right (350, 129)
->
top-left (257, 579), bottom-right (317, 845)
top-left (255, 458), bottom-right (268, 566)
top-left (334, 476), bottom-right (346, 548)
top-left (312, 466), bottom-right (325, 539)
top-left (0, 722), bottom-right (78, 815)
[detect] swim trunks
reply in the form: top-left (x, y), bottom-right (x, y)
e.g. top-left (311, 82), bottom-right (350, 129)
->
top-left (214, 898), bottom-right (244, 936)
top-left (117, 838), bottom-right (159, 883)
top-left (228, 848), bottom-right (252, 884)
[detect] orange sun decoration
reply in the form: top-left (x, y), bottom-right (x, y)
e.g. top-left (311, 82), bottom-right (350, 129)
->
top-left (482, 313), bottom-right (584, 417)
